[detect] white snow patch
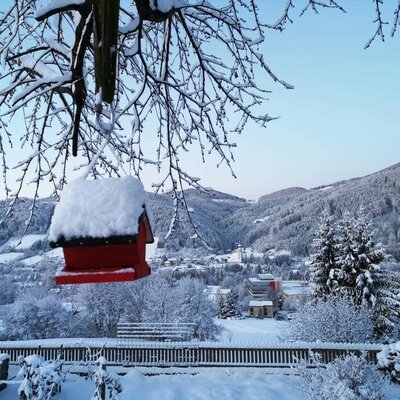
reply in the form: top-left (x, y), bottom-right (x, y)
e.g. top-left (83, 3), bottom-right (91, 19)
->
top-left (149, 0), bottom-right (188, 13)
top-left (0, 252), bottom-right (24, 264)
top-left (267, 249), bottom-right (292, 258)
top-left (0, 234), bottom-right (46, 251)
top-left (35, 0), bottom-right (86, 20)
top-left (0, 367), bottom-right (307, 400)
top-left (254, 215), bottom-right (270, 224)
top-left (318, 185), bottom-right (333, 191)
top-left (2, 365), bottom-right (400, 400)
top-left (217, 318), bottom-right (288, 344)
top-left (282, 281), bottom-right (311, 297)
top-left (43, 248), bottom-right (64, 259)
top-left (49, 177), bottom-right (151, 241)
top-left (20, 255), bottom-right (44, 266)
top-left (146, 237), bottom-right (159, 260)
top-left (211, 198), bottom-right (233, 203)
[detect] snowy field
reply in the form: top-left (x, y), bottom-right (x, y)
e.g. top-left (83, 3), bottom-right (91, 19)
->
top-left (1, 367), bottom-right (306, 400)
top-left (217, 317), bottom-right (288, 343)
top-left (0, 252), bottom-right (24, 264)
top-left (2, 366), bottom-right (400, 400)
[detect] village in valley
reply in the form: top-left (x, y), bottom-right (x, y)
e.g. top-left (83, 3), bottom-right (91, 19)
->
top-left (155, 243), bottom-right (310, 321)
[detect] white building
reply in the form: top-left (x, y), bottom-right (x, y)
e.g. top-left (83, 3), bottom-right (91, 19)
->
top-left (248, 300), bottom-right (274, 318)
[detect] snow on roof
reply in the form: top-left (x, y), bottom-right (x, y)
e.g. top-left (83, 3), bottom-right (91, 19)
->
top-left (248, 277), bottom-right (264, 283)
top-left (258, 273), bottom-right (274, 280)
top-left (249, 300), bottom-right (273, 307)
top-left (49, 177), bottom-right (152, 242)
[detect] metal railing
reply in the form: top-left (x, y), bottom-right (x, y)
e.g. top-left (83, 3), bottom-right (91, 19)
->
top-left (0, 343), bottom-right (382, 367)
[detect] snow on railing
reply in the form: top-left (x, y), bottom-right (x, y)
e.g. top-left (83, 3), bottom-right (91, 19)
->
top-left (0, 339), bottom-right (384, 350)
top-left (0, 341), bottom-right (383, 368)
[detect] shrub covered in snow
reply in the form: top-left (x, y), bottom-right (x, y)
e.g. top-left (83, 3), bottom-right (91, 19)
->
top-left (298, 352), bottom-right (387, 400)
top-left (3, 290), bottom-right (69, 340)
top-left (286, 296), bottom-right (374, 343)
top-left (377, 342), bottom-right (400, 384)
top-left (92, 357), bottom-right (122, 400)
top-left (17, 355), bottom-right (63, 400)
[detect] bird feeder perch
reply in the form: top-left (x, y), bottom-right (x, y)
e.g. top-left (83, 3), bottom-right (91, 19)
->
top-left (49, 177), bottom-right (154, 285)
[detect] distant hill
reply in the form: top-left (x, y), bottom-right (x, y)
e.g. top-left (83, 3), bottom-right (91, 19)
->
top-left (1, 163), bottom-right (400, 258)
top-left (234, 163), bottom-right (400, 257)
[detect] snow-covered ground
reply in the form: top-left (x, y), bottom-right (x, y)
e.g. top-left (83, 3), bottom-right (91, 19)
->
top-left (44, 248), bottom-right (64, 259)
top-left (0, 234), bottom-right (46, 251)
top-left (2, 366), bottom-right (399, 400)
top-left (217, 317), bottom-right (288, 344)
top-left (282, 281), bottom-right (311, 297)
top-left (0, 252), bottom-right (24, 264)
top-left (1, 367), bottom-right (306, 400)
top-left (20, 255), bottom-right (44, 266)
top-left (146, 236), bottom-right (159, 260)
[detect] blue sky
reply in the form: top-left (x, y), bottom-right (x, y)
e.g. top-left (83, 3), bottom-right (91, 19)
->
top-left (2, 1), bottom-right (400, 200)
top-left (188, 1), bottom-right (400, 199)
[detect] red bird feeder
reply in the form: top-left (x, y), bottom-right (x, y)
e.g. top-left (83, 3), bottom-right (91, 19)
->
top-left (49, 177), bottom-right (154, 285)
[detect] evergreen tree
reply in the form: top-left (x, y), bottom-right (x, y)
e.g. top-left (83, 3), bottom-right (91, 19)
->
top-left (351, 210), bottom-right (384, 306)
top-left (310, 210), bottom-right (338, 298)
top-left (336, 209), bottom-right (400, 338)
top-left (218, 292), bottom-right (242, 319)
top-left (372, 270), bottom-right (400, 338)
top-left (335, 211), bottom-right (357, 296)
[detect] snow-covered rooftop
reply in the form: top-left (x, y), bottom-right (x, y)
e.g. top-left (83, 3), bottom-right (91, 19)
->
top-left (49, 177), bottom-right (152, 242)
top-left (258, 273), bottom-right (275, 280)
top-left (249, 300), bottom-right (273, 307)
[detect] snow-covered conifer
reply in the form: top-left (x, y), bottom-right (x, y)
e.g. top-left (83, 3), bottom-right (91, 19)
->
top-left (371, 270), bottom-right (400, 338)
top-left (336, 209), bottom-right (400, 338)
top-left (335, 211), bottom-right (357, 295)
top-left (218, 292), bottom-right (242, 320)
top-left (378, 341), bottom-right (400, 383)
top-left (351, 210), bottom-right (384, 306)
top-left (310, 210), bottom-right (338, 298)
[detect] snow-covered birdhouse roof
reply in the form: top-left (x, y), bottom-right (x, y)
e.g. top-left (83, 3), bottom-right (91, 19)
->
top-left (49, 177), bottom-right (154, 245)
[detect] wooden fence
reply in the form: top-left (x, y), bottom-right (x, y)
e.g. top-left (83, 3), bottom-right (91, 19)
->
top-left (0, 343), bottom-right (382, 368)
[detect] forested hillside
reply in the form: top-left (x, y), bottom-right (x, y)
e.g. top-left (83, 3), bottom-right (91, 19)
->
top-left (1, 163), bottom-right (400, 257)
top-left (237, 163), bottom-right (400, 257)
